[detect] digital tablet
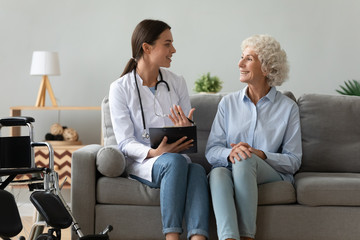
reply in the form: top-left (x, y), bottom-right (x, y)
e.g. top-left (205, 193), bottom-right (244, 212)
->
top-left (149, 126), bottom-right (197, 154)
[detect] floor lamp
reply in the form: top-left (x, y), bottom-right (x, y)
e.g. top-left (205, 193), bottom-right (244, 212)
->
top-left (30, 51), bottom-right (60, 107)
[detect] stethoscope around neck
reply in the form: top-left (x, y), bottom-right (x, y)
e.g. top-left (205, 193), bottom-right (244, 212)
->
top-left (134, 69), bottom-right (172, 139)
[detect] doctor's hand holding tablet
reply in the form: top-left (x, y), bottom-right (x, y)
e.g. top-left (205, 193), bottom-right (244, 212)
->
top-left (147, 104), bottom-right (197, 158)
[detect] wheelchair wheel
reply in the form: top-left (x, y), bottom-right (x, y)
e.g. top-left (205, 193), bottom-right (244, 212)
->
top-left (35, 229), bottom-right (60, 240)
top-left (36, 234), bottom-right (58, 240)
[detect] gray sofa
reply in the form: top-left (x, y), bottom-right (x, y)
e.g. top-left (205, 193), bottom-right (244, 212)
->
top-left (71, 93), bottom-right (360, 240)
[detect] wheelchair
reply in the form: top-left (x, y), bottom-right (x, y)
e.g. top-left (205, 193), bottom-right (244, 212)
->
top-left (0, 117), bottom-right (112, 240)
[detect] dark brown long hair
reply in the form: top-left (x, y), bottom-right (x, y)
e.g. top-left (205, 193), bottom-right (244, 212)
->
top-left (120, 19), bottom-right (171, 77)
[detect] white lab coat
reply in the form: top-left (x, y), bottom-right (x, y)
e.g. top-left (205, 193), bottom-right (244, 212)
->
top-left (109, 68), bottom-right (192, 181)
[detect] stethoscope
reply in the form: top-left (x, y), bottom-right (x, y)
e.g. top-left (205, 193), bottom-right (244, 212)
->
top-left (134, 69), bottom-right (172, 139)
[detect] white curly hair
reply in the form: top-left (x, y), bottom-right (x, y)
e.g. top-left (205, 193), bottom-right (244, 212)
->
top-left (241, 34), bottom-right (289, 86)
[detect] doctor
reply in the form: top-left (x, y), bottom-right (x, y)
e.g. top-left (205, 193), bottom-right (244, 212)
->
top-left (109, 19), bottom-right (209, 240)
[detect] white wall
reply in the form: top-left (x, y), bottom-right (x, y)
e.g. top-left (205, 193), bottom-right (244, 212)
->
top-left (1, 0), bottom-right (359, 144)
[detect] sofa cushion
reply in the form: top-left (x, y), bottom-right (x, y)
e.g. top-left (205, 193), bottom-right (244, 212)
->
top-left (298, 94), bottom-right (360, 172)
top-left (258, 181), bottom-right (296, 205)
top-left (97, 177), bottom-right (160, 206)
top-left (188, 130), bottom-right (213, 174)
top-left (96, 145), bottom-right (126, 177)
top-left (295, 172), bottom-right (360, 206)
top-left (101, 96), bottom-right (117, 146)
top-left (190, 93), bottom-right (223, 132)
top-left (188, 93), bottom-right (223, 174)
top-left (97, 177), bottom-right (295, 206)
top-left (282, 91), bottom-right (296, 102)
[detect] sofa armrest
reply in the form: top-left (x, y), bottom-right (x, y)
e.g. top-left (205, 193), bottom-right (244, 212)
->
top-left (71, 144), bottom-right (102, 237)
top-left (96, 145), bottom-right (126, 177)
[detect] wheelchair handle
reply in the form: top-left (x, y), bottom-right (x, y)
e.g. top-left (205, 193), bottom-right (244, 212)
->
top-left (0, 116), bottom-right (35, 126)
top-left (31, 142), bottom-right (55, 171)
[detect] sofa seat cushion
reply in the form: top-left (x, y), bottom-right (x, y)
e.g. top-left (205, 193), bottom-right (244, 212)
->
top-left (97, 177), bottom-right (160, 206)
top-left (258, 181), bottom-right (296, 205)
top-left (295, 172), bottom-right (360, 206)
top-left (97, 177), bottom-right (295, 206)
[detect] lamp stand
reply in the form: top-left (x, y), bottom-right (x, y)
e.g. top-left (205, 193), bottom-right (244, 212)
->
top-left (35, 75), bottom-right (58, 107)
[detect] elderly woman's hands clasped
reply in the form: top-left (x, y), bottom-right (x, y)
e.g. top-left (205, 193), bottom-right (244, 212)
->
top-left (228, 142), bottom-right (267, 163)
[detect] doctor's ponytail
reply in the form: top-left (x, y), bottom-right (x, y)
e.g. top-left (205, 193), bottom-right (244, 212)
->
top-left (120, 19), bottom-right (171, 77)
top-left (121, 57), bottom-right (138, 77)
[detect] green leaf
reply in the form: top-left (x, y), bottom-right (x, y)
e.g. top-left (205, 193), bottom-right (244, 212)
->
top-left (352, 80), bottom-right (360, 94)
top-left (336, 80), bottom-right (360, 96)
top-left (341, 85), bottom-right (352, 95)
top-left (194, 72), bottom-right (223, 93)
top-left (344, 81), bottom-right (353, 93)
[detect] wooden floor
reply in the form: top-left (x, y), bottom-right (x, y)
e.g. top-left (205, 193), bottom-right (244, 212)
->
top-left (17, 216), bottom-right (71, 240)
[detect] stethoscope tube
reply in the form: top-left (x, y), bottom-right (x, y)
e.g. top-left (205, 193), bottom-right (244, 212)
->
top-left (134, 69), bottom-right (170, 139)
top-left (134, 70), bottom-right (148, 139)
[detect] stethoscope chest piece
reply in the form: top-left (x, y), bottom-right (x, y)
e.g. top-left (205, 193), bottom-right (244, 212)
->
top-left (142, 130), bottom-right (150, 139)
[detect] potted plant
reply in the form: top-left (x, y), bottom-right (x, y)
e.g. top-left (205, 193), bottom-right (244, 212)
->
top-left (194, 72), bottom-right (223, 93)
top-left (336, 79), bottom-right (360, 96)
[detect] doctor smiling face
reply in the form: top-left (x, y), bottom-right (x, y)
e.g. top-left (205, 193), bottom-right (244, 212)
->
top-left (143, 29), bottom-right (176, 68)
top-left (121, 20), bottom-right (172, 77)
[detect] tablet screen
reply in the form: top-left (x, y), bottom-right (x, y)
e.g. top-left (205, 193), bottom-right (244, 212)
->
top-left (149, 126), bottom-right (197, 154)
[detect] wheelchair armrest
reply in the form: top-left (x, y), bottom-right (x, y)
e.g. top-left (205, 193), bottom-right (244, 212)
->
top-left (31, 141), bottom-right (55, 171)
top-left (0, 116), bottom-right (35, 126)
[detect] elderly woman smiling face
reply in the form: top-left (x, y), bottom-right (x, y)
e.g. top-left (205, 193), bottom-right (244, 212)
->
top-left (238, 47), bottom-right (267, 85)
top-left (238, 35), bottom-right (289, 104)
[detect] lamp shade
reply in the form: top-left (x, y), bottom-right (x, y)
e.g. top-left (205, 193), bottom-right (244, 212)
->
top-left (30, 51), bottom-right (60, 76)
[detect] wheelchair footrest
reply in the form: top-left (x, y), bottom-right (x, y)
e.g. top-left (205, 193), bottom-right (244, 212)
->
top-left (30, 191), bottom-right (73, 229)
top-left (78, 234), bottom-right (110, 240)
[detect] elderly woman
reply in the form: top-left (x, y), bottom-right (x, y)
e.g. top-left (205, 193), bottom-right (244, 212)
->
top-left (206, 35), bottom-right (302, 240)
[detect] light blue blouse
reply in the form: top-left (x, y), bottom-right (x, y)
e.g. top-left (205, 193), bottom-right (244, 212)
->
top-left (205, 87), bottom-right (302, 182)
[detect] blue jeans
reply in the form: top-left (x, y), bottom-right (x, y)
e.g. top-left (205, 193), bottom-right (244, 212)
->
top-left (133, 153), bottom-right (209, 239)
top-left (209, 154), bottom-right (282, 240)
